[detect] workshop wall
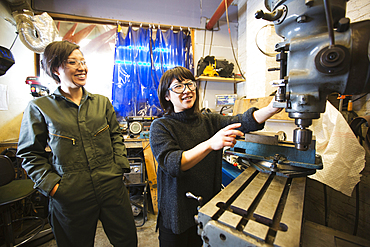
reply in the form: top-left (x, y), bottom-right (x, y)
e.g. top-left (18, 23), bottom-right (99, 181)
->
top-left (236, 0), bottom-right (281, 99)
top-left (193, 19), bottom-right (239, 113)
top-left (0, 0), bottom-right (34, 143)
top-left (32, 0), bottom-right (240, 113)
top-left (31, 0), bottom-right (238, 30)
top-left (0, 0), bottom-right (239, 142)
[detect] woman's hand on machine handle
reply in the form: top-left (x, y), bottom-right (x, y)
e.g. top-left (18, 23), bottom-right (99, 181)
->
top-left (253, 98), bottom-right (283, 124)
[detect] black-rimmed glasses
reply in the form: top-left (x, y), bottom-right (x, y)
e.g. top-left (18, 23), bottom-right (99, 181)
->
top-left (168, 81), bottom-right (197, 94)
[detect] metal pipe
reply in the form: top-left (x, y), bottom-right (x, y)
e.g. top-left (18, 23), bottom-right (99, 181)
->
top-left (4, 0), bottom-right (58, 54)
top-left (206, 0), bottom-right (234, 30)
top-left (5, 0), bottom-right (31, 12)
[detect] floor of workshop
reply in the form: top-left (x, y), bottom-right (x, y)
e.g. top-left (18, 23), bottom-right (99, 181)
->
top-left (27, 213), bottom-right (370, 247)
top-left (39, 212), bottom-right (159, 247)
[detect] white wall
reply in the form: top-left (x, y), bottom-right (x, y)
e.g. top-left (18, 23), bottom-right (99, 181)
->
top-left (0, 0), bottom-right (34, 142)
top-left (236, 0), bottom-right (282, 99)
top-left (194, 18), bottom-right (239, 113)
top-left (31, 0), bottom-right (238, 29)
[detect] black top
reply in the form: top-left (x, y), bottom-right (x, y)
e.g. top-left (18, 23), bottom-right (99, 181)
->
top-left (149, 107), bottom-right (264, 234)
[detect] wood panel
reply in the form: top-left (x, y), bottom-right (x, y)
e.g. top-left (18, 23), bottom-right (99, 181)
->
top-left (142, 140), bottom-right (158, 215)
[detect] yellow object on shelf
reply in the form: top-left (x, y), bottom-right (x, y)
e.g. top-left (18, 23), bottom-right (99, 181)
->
top-left (202, 64), bottom-right (219, 77)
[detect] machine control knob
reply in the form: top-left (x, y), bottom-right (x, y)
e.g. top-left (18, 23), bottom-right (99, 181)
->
top-left (320, 47), bottom-right (345, 68)
top-left (255, 10), bottom-right (264, 19)
top-left (254, 7), bottom-right (285, 22)
top-left (315, 45), bottom-right (350, 74)
top-left (337, 18), bottom-right (350, 32)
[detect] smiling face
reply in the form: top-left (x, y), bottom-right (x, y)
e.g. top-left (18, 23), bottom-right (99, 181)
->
top-left (55, 49), bottom-right (88, 90)
top-left (165, 79), bottom-right (197, 113)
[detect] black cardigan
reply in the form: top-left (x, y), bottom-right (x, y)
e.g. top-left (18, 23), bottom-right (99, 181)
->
top-left (149, 107), bottom-right (264, 234)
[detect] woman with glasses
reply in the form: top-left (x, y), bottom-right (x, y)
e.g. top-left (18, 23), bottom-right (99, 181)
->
top-left (149, 66), bottom-right (281, 247)
top-left (17, 40), bottom-right (137, 247)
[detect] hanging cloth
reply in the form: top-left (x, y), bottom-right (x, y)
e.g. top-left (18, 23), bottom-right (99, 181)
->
top-left (112, 26), bottom-right (192, 119)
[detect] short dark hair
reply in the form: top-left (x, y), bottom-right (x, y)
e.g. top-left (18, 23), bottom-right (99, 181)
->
top-left (41, 40), bottom-right (80, 84)
top-left (158, 66), bottom-right (199, 115)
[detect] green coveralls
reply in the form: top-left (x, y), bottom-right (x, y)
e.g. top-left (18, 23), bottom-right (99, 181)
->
top-left (17, 87), bottom-right (138, 247)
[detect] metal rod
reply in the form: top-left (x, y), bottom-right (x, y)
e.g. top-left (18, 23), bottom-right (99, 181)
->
top-left (323, 0), bottom-right (335, 47)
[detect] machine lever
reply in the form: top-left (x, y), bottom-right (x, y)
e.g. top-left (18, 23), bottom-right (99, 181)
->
top-left (255, 9), bottom-right (283, 22)
top-left (186, 192), bottom-right (203, 207)
top-left (323, 0), bottom-right (335, 47)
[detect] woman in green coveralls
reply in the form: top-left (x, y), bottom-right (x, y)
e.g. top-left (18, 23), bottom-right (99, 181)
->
top-left (17, 41), bottom-right (138, 247)
top-left (149, 66), bottom-right (281, 247)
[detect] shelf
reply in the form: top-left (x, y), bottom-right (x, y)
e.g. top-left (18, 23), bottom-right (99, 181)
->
top-left (196, 76), bottom-right (245, 83)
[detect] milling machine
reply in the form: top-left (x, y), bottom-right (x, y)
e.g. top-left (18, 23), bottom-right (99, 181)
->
top-left (191, 0), bottom-right (370, 246)
top-left (256, 0), bottom-right (370, 151)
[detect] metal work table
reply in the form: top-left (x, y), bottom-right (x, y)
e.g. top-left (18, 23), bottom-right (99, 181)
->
top-left (197, 166), bottom-right (305, 247)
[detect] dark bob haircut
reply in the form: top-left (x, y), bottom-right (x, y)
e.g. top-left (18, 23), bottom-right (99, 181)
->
top-left (158, 66), bottom-right (199, 115)
top-left (41, 40), bottom-right (80, 84)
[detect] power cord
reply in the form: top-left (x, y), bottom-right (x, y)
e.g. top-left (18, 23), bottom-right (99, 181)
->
top-left (10, 32), bottom-right (19, 50)
top-left (255, 24), bottom-right (279, 57)
top-left (209, 29), bottom-right (214, 55)
top-left (201, 80), bottom-right (208, 110)
top-left (220, 105), bottom-right (232, 115)
top-left (224, 0), bottom-right (245, 79)
top-left (202, 25), bottom-right (207, 58)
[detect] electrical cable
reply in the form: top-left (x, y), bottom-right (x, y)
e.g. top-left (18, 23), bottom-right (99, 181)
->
top-left (220, 105), bottom-right (232, 115)
top-left (224, 0), bottom-right (245, 79)
top-left (202, 80), bottom-right (208, 109)
top-left (349, 120), bottom-right (364, 236)
top-left (202, 28), bottom-right (207, 58)
top-left (352, 93), bottom-right (368, 102)
top-left (324, 184), bottom-right (328, 227)
top-left (131, 140), bottom-right (149, 157)
top-left (9, 32), bottom-right (19, 50)
top-left (152, 152), bottom-right (157, 174)
top-left (255, 24), bottom-right (279, 57)
top-left (354, 183), bottom-right (359, 235)
top-left (337, 93), bottom-right (368, 110)
top-left (143, 136), bottom-right (158, 174)
top-left (200, 0), bottom-right (203, 19)
top-left (209, 29), bottom-right (214, 55)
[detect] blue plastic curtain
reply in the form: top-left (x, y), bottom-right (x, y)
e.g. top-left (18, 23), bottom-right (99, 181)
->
top-left (112, 26), bottom-right (193, 120)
